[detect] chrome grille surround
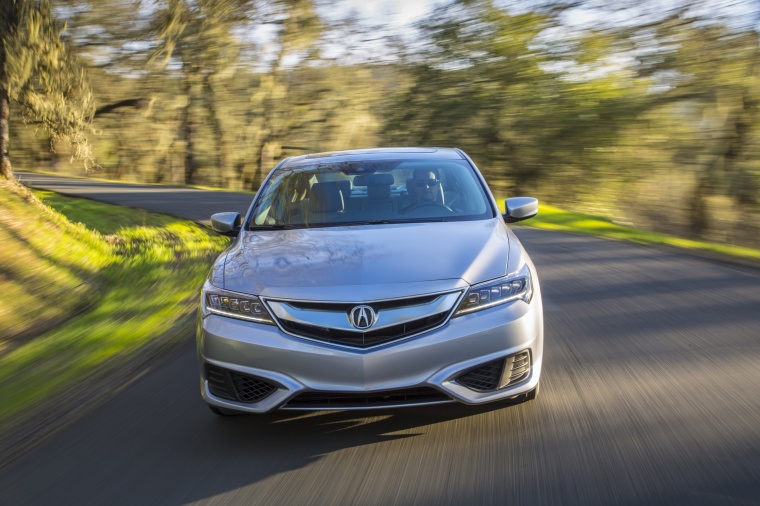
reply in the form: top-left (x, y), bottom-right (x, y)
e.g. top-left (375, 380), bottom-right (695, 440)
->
top-left (264, 290), bottom-right (464, 349)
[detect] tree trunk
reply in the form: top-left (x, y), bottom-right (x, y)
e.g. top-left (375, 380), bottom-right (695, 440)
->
top-left (0, 0), bottom-right (19, 179)
top-left (204, 74), bottom-right (227, 188)
top-left (258, 140), bottom-right (281, 187)
top-left (690, 104), bottom-right (750, 238)
top-left (0, 87), bottom-right (11, 179)
top-left (180, 76), bottom-right (198, 185)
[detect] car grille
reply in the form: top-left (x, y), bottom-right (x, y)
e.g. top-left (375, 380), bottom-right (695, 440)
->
top-left (268, 293), bottom-right (460, 349)
top-left (455, 350), bottom-right (531, 392)
top-left (283, 387), bottom-right (452, 409)
top-left (279, 312), bottom-right (449, 348)
top-left (205, 364), bottom-right (278, 403)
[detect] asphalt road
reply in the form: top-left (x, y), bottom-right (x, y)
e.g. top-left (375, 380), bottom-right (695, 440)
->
top-left (3, 172), bottom-right (760, 505)
top-left (14, 171), bottom-right (256, 222)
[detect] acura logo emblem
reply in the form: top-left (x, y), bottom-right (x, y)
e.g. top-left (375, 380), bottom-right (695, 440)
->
top-left (349, 305), bottom-right (377, 330)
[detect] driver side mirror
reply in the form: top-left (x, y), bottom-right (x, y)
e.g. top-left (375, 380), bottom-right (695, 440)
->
top-left (503, 197), bottom-right (538, 223)
top-left (210, 212), bottom-right (242, 237)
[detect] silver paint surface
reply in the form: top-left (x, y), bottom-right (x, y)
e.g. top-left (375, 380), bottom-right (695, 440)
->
top-left (220, 219), bottom-right (512, 301)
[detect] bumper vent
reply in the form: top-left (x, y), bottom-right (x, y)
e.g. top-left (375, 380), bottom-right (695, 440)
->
top-left (456, 350), bottom-right (531, 392)
top-left (284, 387), bottom-right (451, 409)
top-left (505, 350), bottom-right (531, 387)
top-left (205, 364), bottom-right (278, 404)
top-left (456, 359), bottom-right (504, 391)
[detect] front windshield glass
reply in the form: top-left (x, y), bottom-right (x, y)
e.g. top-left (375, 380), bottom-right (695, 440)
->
top-left (250, 159), bottom-right (494, 228)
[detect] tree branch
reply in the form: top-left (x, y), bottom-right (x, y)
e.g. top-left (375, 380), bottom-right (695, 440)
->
top-left (94, 99), bottom-right (143, 117)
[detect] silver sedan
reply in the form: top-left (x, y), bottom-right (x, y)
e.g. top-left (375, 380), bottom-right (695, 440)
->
top-left (197, 147), bottom-right (543, 414)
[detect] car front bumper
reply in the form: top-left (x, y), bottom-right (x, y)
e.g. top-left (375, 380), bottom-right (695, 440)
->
top-left (197, 295), bottom-right (543, 412)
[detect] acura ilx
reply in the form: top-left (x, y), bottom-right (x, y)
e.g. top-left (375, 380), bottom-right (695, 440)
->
top-left (198, 147), bottom-right (543, 414)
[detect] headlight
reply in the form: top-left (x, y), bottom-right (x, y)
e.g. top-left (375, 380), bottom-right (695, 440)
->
top-left (201, 286), bottom-right (275, 325)
top-left (453, 264), bottom-right (533, 317)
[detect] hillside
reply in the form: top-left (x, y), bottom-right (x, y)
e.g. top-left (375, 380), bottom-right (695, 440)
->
top-left (0, 179), bottom-right (107, 352)
top-left (0, 178), bottom-right (227, 434)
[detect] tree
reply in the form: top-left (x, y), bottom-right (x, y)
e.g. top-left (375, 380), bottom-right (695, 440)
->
top-left (0, 0), bottom-right (94, 179)
top-left (245, 0), bottom-right (322, 188)
top-left (384, 0), bottom-right (588, 194)
top-left (151, 0), bottom-right (264, 185)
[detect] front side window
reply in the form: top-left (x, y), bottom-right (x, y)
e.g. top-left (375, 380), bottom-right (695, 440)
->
top-left (250, 159), bottom-right (494, 229)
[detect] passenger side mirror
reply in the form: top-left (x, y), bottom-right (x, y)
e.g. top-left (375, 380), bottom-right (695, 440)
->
top-left (210, 212), bottom-right (242, 237)
top-left (503, 197), bottom-right (538, 223)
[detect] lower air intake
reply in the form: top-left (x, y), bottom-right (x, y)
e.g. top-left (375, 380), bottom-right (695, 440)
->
top-left (455, 350), bottom-right (531, 392)
top-left (284, 387), bottom-right (451, 409)
top-left (205, 364), bottom-right (278, 403)
top-left (455, 359), bottom-right (504, 391)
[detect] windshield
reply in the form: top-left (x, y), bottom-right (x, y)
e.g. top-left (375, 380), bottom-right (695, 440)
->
top-left (250, 159), bottom-right (494, 229)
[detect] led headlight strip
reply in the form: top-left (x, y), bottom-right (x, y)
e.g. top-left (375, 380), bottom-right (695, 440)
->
top-left (203, 288), bottom-right (275, 324)
top-left (454, 264), bottom-right (533, 316)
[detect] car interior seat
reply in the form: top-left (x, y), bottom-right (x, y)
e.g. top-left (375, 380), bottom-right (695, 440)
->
top-left (309, 181), bottom-right (345, 222)
top-left (354, 173), bottom-right (395, 212)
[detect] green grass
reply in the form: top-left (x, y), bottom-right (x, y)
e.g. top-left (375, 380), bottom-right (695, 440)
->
top-left (0, 180), bottom-right (229, 426)
top-left (0, 183), bottom-right (109, 353)
top-left (508, 202), bottom-right (760, 264)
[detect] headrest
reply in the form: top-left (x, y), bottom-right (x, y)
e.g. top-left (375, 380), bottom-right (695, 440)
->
top-left (353, 173), bottom-right (394, 187)
top-left (368, 184), bottom-right (391, 200)
top-left (309, 182), bottom-right (344, 212)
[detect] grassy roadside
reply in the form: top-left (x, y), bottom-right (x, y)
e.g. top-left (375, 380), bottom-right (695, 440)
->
top-left (0, 188), bottom-right (105, 353)
top-left (0, 179), bottom-right (229, 428)
top-left (509, 202), bottom-right (760, 266)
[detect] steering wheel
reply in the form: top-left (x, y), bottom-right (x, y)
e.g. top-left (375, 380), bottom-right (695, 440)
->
top-left (400, 201), bottom-right (454, 214)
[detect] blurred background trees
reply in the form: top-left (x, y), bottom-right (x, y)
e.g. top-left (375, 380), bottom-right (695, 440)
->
top-left (4, 0), bottom-right (759, 247)
top-left (1, 0), bottom-right (94, 179)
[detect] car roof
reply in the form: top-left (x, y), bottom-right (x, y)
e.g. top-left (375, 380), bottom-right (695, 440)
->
top-left (282, 147), bottom-right (466, 167)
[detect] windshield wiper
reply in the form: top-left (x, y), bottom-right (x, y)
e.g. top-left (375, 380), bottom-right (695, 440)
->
top-left (252, 218), bottom-right (448, 230)
top-left (358, 220), bottom-right (394, 225)
top-left (328, 220), bottom-right (389, 226)
top-left (340, 218), bottom-right (447, 226)
top-left (248, 224), bottom-right (299, 231)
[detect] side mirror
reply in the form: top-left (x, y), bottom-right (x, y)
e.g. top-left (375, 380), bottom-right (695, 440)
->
top-left (503, 197), bottom-right (538, 223)
top-left (210, 212), bottom-right (242, 237)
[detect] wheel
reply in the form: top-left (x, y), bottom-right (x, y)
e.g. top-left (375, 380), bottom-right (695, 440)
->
top-left (208, 404), bottom-right (245, 416)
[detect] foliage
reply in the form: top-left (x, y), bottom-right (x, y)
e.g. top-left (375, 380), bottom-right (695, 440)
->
top-left (386, 0), bottom-right (760, 247)
top-left (5, 0), bottom-right (760, 248)
top-left (0, 0), bottom-right (94, 177)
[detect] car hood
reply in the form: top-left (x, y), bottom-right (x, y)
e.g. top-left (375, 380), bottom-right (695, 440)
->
top-left (221, 219), bottom-right (511, 301)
